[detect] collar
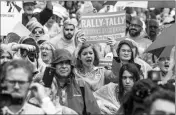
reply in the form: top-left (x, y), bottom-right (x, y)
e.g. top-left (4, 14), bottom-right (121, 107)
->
top-left (55, 76), bottom-right (72, 88)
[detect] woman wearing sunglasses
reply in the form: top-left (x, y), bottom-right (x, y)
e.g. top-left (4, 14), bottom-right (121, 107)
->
top-left (26, 17), bottom-right (46, 42)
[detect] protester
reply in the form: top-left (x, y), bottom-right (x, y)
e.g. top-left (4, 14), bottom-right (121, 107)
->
top-left (22, 1), bottom-right (53, 26)
top-left (39, 41), bottom-right (55, 66)
top-left (127, 16), bottom-right (152, 56)
top-left (63, 1), bottom-right (78, 17)
top-left (118, 79), bottom-right (158, 115)
top-left (145, 19), bottom-right (160, 42)
top-left (93, 63), bottom-right (141, 114)
top-left (49, 18), bottom-right (78, 54)
top-left (154, 56), bottom-right (175, 83)
top-left (18, 37), bottom-right (46, 82)
top-left (74, 43), bottom-right (117, 92)
top-left (0, 60), bottom-right (55, 114)
top-left (0, 49), bottom-right (13, 65)
top-left (111, 39), bottom-right (143, 81)
top-left (42, 49), bottom-right (101, 115)
top-left (26, 17), bottom-right (46, 42)
top-left (144, 89), bottom-right (175, 115)
top-left (44, 4), bottom-right (68, 39)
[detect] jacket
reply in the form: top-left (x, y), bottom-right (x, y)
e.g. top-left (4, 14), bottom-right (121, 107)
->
top-left (51, 76), bottom-right (101, 115)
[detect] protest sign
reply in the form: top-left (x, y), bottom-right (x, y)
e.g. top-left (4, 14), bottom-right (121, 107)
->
top-left (1, 1), bottom-right (23, 36)
top-left (80, 11), bottom-right (126, 43)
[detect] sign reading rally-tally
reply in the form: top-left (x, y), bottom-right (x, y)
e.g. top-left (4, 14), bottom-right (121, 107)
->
top-left (80, 11), bottom-right (126, 43)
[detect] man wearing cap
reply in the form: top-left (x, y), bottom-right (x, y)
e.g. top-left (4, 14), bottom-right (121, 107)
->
top-left (49, 18), bottom-right (78, 54)
top-left (48, 49), bottom-right (101, 115)
top-left (22, 1), bottom-right (53, 26)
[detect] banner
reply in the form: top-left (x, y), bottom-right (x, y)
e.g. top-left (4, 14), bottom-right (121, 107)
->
top-left (1, 1), bottom-right (23, 36)
top-left (80, 11), bottom-right (126, 43)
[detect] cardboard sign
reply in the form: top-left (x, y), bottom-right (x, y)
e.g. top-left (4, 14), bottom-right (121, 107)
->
top-left (80, 11), bottom-right (126, 43)
top-left (1, 1), bottom-right (23, 36)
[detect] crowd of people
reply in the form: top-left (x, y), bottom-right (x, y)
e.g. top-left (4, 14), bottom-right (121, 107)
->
top-left (0, 1), bottom-right (175, 115)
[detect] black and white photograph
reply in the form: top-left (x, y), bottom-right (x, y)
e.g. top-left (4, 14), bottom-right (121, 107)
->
top-left (0, 0), bottom-right (175, 115)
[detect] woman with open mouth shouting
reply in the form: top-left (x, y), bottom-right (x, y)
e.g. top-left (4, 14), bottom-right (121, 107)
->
top-left (40, 42), bottom-right (55, 66)
top-left (74, 43), bottom-right (117, 92)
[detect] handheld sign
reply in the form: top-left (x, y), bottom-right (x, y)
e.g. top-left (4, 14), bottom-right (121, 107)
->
top-left (1, 1), bottom-right (22, 36)
top-left (80, 11), bottom-right (126, 44)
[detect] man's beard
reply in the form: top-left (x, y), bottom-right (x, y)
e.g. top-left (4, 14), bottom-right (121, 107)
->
top-left (149, 31), bottom-right (157, 38)
top-left (11, 97), bottom-right (24, 105)
top-left (129, 29), bottom-right (141, 38)
top-left (64, 33), bottom-right (73, 40)
top-left (24, 9), bottom-right (33, 15)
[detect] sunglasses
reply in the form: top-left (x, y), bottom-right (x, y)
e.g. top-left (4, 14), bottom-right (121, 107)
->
top-left (130, 24), bottom-right (141, 28)
top-left (32, 30), bottom-right (44, 34)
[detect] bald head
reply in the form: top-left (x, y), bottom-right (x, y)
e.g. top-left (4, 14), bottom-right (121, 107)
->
top-left (128, 17), bottom-right (143, 38)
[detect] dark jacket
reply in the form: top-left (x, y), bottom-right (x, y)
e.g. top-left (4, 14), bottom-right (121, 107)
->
top-left (52, 76), bottom-right (101, 115)
top-left (22, 7), bottom-right (53, 26)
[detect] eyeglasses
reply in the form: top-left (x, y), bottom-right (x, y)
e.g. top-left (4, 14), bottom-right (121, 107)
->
top-left (4, 79), bottom-right (29, 86)
top-left (40, 47), bottom-right (52, 51)
top-left (130, 24), bottom-right (141, 28)
top-left (32, 30), bottom-right (44, 34)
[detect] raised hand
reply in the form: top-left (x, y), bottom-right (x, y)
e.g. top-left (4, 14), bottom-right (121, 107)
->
top-left (20, 44), bottom-right (36, 52)
top-left (106, 37), bottom-right (116, 47)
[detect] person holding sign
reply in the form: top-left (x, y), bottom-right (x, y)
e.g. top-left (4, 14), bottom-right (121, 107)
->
top-left (74, 43), bottom-right (117, 92)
